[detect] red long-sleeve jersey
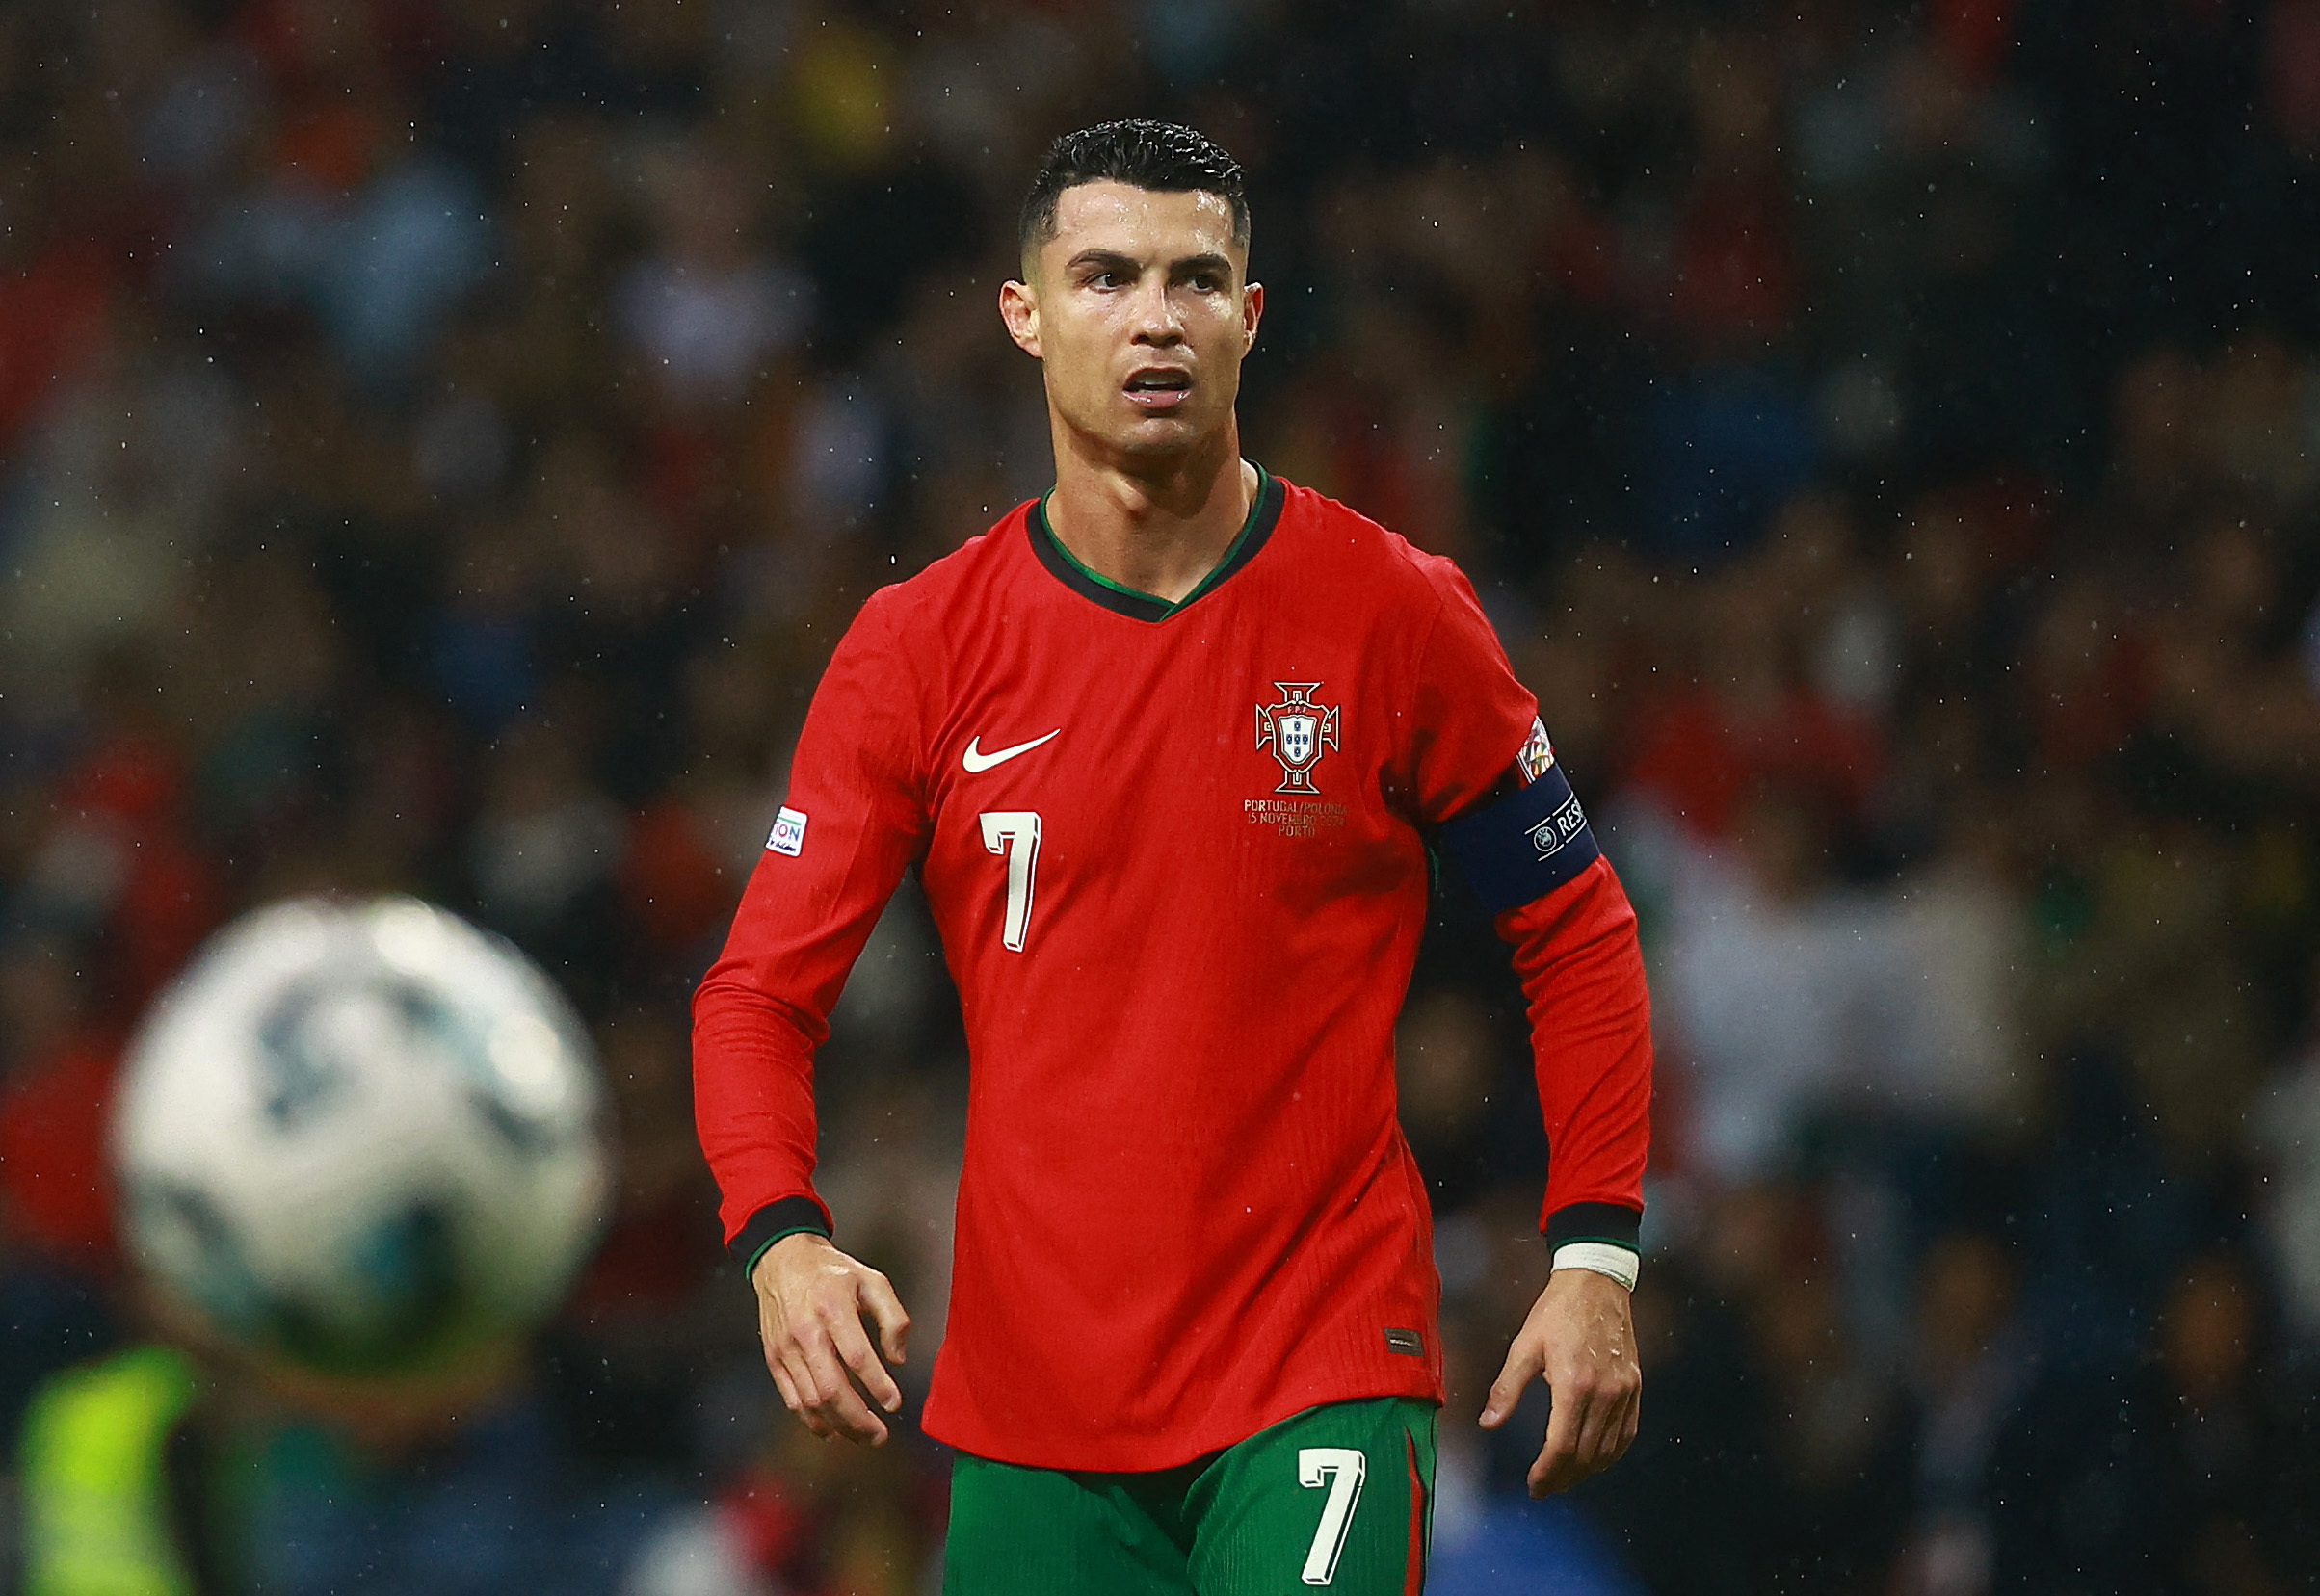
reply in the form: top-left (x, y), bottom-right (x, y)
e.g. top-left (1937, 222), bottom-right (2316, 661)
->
top-left (694, 471), bottom-right (1651, 1471)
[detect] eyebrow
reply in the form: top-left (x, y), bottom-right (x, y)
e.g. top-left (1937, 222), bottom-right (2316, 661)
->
top-left (1171, 253), bottom-right (1234, 282)
top-left (1062, 249), bottom-right (1238, 283)
top-left (1065, 249), bottom-right (1142, 277)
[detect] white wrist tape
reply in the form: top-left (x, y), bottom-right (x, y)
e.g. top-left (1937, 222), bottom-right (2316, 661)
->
top-left (1551, 1241), bottom-right (1639, 1291)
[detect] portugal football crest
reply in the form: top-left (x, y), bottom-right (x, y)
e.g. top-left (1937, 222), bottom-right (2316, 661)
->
top-left (1255, 682), bottom-right (1340, 795)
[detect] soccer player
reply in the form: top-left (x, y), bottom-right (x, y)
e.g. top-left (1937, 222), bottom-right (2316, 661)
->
top-left (694, 120), bottom-right (1653, 1594)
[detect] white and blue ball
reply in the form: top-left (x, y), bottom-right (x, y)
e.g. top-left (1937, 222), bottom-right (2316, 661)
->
top-left (114, 897), bottom-right (610, 1376)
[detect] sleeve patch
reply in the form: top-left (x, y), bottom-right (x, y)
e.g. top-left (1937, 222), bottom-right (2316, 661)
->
top-left (1517, 717), bottom-right (1556, 783)
top-left (767, 806), bottom-right (808, 856)
top-left (1438, 759), bottom-right (1601, 916)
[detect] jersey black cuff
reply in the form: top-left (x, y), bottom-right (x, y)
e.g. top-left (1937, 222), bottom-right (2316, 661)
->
top-left (730, 1196), bottom-right (833, 1273)
top-left (1543, 1201), bottom-right (1642, 1252)
top-left (1437, 760), bottom-right (1602, 917)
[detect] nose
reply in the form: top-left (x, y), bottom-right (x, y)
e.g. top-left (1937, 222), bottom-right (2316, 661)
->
top-left (1129, 276), bottom-right (1182, 346)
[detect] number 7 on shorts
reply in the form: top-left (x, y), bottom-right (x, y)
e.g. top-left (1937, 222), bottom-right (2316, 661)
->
top-left (1297, 1447), bottom-right (1366, 1585)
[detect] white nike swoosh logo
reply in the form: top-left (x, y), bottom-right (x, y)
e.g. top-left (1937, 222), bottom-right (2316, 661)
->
top-left (962, 729), bottom-right (1061, 772)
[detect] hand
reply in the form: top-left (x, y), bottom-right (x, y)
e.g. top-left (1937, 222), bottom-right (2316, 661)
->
top-left (751, 1232), bottom-right (912, 1445)
top-left (1480, 1266), bottom-right (1642, 1497)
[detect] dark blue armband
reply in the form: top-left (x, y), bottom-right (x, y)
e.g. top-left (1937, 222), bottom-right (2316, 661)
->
top-left (1437, 761), bottom-right (1602, 916)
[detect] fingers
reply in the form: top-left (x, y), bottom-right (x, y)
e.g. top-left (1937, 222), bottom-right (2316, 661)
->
top-left (1526, 1368), bottom-right (1642, 1498)
top-left (1527, 1375), bottom-right (1586, 1497)
top-left (1480, 1339), bottom-right (1543, 1430)
top-left (754, 1250), bottom-right (910, 1446)
top-left (1570, 1376), bottom-right (1625, 1472)
top-left (860, 1269), bottom-right (912, 1366)
top-left (766, 1353), bottom-right (834, 1439)
top-left (797, 1333), bottom-right (891, 1445)
top-left (766, 1357), bottom-right (803, 1417)
top-left (830, 1299), bottom-right (905, 1416)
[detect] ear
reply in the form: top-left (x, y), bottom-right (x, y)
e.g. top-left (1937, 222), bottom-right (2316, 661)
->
top-left (1241, 280), bottom-right (1264, 351)
top-left (999, 277), bottom-right (1042, 359)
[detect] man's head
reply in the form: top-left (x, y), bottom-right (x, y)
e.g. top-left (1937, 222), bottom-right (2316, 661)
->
top-left (1017, 120), bottom-right (1250, 261)
top-left (1002, 121), bottom-right (1261, 467)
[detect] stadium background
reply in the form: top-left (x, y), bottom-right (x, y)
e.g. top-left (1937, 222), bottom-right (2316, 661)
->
top-left (5, 0), bottom-right (2320, 1589)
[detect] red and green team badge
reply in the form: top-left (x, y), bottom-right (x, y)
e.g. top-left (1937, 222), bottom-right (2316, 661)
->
top-left (1256, 683), bottom-right (1341, 794)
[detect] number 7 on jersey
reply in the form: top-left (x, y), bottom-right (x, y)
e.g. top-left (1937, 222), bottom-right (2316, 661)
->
top-left (978, 811), bottom-right (1041, 952)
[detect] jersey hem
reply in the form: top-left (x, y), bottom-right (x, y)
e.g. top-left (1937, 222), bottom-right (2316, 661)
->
top-left (922, 1369), bottom-right (1444, 1475)
top-left (944, 1395), bottom-right (1441, 1478)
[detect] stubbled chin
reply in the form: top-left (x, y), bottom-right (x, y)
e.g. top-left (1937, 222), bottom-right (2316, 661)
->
top-left (1053, 391), bottom-right (1227, 458)
top-left (1110, 423), bottom-right (1208, 458)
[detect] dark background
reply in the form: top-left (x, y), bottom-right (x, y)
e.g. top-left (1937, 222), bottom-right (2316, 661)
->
top-left (4, 0), bottom-right (2320, 1590)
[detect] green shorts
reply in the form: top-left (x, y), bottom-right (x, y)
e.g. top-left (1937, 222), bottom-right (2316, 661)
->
top-left (944, 1397), bottom-right (1437, 1596)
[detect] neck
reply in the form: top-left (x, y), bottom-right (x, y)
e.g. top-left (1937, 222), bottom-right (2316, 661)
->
top-left (1044, 420), bottom-right (1254, 605)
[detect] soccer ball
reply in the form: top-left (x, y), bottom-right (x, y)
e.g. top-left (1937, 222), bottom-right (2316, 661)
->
top-left (114, 897), bottom-right (611, 1377)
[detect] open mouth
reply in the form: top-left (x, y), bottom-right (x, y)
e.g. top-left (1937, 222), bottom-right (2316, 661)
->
top-left (1123, 369), bottom-right (1193, 408)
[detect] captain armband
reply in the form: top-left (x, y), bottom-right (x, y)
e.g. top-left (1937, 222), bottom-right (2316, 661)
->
top-left (1437, 753), bottom-right (1602, 916)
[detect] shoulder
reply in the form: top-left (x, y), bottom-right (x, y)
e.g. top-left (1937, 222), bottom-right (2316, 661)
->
top-left (852, 500), bottom-right (1038, 638)
top-left (1274, 476), bottom-right (1473, 620)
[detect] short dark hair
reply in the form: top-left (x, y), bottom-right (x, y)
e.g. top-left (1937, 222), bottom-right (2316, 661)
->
top-left (1019, 120), bottom-right (1249, 257)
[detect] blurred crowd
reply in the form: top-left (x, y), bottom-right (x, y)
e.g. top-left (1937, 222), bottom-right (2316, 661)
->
top-left (5, 0), bottom-right (2320, 1591)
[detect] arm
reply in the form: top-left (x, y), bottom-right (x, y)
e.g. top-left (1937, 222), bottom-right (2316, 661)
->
top-left (693, 591), bottom-right (930, 1445)
top-left (694, 981), bottom-right (913, 1445)
top-left (1478, 853), bottom-right (1652, 1495)
top-left (1405, 562), bottom-right (1651, 1496)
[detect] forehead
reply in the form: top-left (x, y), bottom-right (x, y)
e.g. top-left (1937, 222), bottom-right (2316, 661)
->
top-left (1039, 180), bottom-right (1243, 268)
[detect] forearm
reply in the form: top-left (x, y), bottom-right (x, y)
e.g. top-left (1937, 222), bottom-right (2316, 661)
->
top-left (1498, 854), bottom-right (1653, 1241)
top-left (692, 975), bottom-right (834, 1259)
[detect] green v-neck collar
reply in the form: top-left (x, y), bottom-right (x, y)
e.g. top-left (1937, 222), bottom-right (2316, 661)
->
top-left (1030, 466), bottom-right (1284, 622)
